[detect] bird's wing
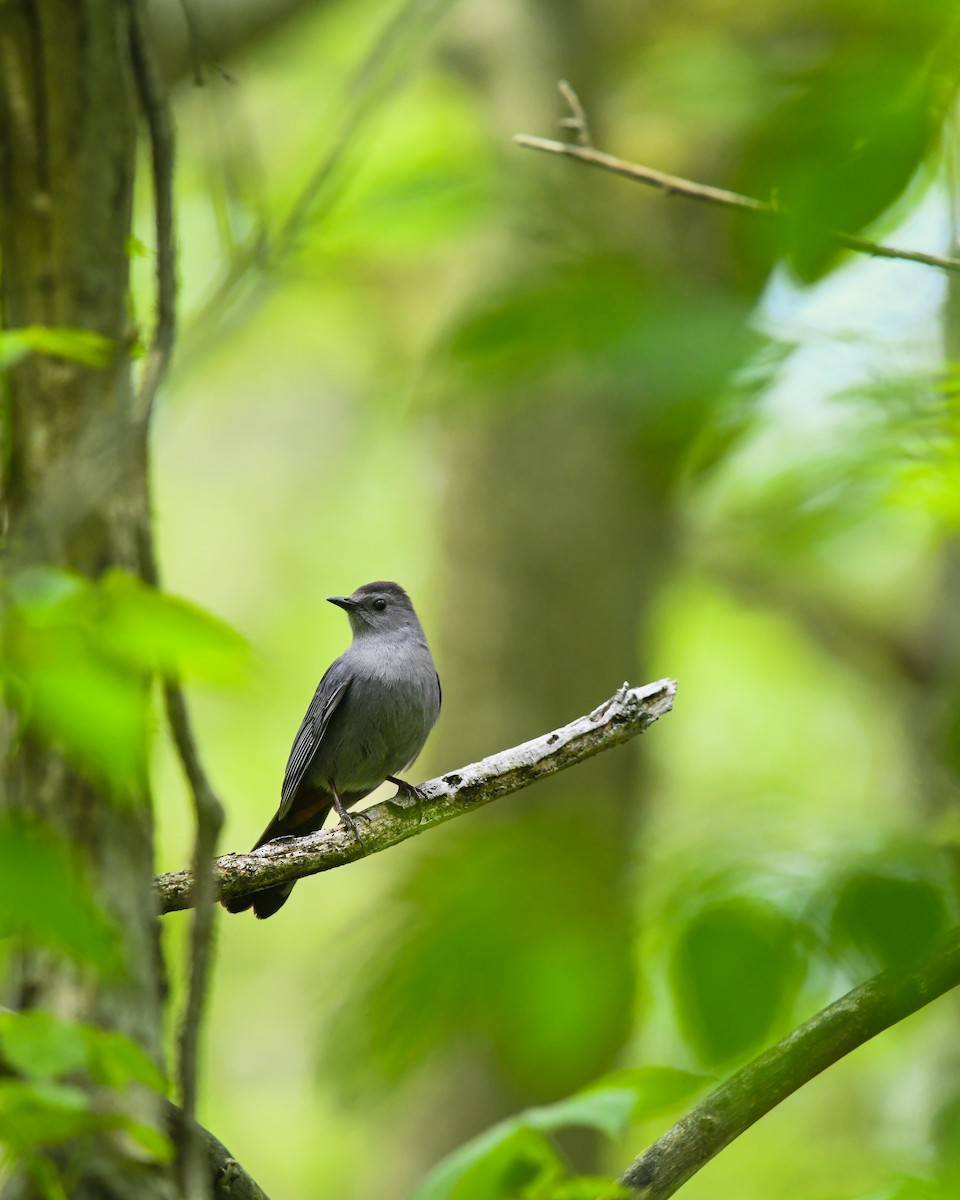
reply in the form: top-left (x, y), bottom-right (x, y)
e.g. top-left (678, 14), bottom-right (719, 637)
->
top-left (277, 658), bottom-right (352, 821)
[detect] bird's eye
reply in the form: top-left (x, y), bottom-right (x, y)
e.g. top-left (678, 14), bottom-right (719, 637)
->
top-left (372, 598), bottom-right (387, 612)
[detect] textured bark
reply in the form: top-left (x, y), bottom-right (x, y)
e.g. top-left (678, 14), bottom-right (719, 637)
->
top-left (0, 3), bottom-right (175, 1196)
top-left (156, 679), bottom-right (677, 912)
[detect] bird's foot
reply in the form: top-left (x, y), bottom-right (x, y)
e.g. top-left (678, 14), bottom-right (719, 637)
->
top-left (385, 776), bottom-right (425, 824)
top-left (332, 794), bottom-right (370, 848)
top-left (338, 809), bottom-right (370, 847)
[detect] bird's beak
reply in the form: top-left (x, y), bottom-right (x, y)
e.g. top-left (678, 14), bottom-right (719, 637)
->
top-left (327, 595), bottom-right (356, 611)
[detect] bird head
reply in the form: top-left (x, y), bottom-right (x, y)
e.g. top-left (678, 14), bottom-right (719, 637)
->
top-left (327, 581), bottom-right (421, 637)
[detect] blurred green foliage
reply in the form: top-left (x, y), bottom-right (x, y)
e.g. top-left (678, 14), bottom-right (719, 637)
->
top-left (0, 1009), bottom-right (170, 1188)
top-left (0, 327), bottom-right (116, 372)
top-left (736, 0), bottom-right (960, 279)
top-left (2, 567), bottom-right (247, 795)
top-left (669, 896), bottom-right (807, 1067)
top-left (38, 0), bottom-right (960, 1196)
top-left (827, 863), bottom-right (953, 973)
top-left (412, 1066), bottom-right (708, 1200)
top-left (324, 810), bottom-right (635, 1099)
top-left (0, 817), bottom-right (119, 975)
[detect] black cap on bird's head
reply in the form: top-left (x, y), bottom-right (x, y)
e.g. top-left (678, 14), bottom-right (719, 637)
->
top-left (328, 581), bottom-right (420, 636)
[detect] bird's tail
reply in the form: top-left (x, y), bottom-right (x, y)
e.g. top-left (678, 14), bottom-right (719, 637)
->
top-left (222, 796), bottom-right (333, 919)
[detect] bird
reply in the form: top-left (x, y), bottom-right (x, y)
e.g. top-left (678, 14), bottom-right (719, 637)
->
top-left (223, 581), bottom-right (440, 918)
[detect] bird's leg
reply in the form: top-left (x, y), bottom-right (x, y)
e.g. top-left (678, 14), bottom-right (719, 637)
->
top-left (385, 775), bottom-right (425, 824)
top-left (331, 785), bottom-right (364, 846)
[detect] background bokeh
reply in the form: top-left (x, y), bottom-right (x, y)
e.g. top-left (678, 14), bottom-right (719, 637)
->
top-left (143, 0), bottom-right (960, 1195)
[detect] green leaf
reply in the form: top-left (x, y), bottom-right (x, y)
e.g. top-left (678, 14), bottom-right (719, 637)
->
top-left (0, 1009), bottom-right (166, 1095)
top-left (830, 870), bottom-right (950, 973)
top-left (0, 1012), bottom-right (89, 1080)
top-left (82, 1027), bottom-right (167, 1093)
top-left (0, 818), bottom-right (120, 972)
top-left (670, 898), bottom-right (807, 1067)
top-left (523, 1090), bottom-right (637, 1140)
top-left (0, 1080), bottom-right (99, 1150)
top-left (735, 3), bottom-right (955, 280)
top-left (412, 1066), bottom-right (708, 1200)
top-left (0, 1079), bottom-right (170, 1162)
top-left (125, 236), bottom-right (149, 259)
top-left (581, 1067), bottom-right (712, 1120)
top-left (413, 1121), bottom-right (562, 1200)
top-left (116, 1116), bottom-right (173, 1162)
top-left (0, 326), bottom-right (115, 371)
top-left (3, 567), bottom-right (247, 794)
top-left (96, 569), bottom-right (249, 684)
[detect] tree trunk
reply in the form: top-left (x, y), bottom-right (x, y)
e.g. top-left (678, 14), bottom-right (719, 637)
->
top-left (0, 3), bottom-right (175, 1196)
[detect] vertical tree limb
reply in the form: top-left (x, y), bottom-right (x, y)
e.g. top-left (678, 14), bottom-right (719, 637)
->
top-left (128, 4), bottom-right (223, 1196)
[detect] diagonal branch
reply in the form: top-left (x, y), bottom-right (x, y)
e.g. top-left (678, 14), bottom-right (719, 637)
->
top-left (514, 86), bottom-right (960, 277)
top-left (155, 678), bottom-right (677, 915)
top-left (620, 925), bottom-right (960, 1198)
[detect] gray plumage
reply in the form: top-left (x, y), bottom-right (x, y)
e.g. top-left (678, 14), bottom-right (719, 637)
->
top-left (224, 581), bottom-right (440, 918)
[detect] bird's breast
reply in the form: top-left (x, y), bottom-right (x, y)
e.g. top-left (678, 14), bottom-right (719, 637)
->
top-left (310, 637), bottom-right (439, 795)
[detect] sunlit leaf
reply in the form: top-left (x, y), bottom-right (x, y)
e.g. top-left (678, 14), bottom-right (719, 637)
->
top-left (0, 1012), bottom-right (90, 1081)
top-left (97, 569), bottom-right (249, 684)
top-left (580, 1067), bottom-right (712, 1119)
top-left (736, 3), bottom-right (957, 280)
top-left (0, 326), bottom-right (115, 371)
top-left (2, 567), bottom-right (246, 793)
top-left (523, 1090), bottom-right (637, 1141)
top-left (82, 1027), bottom-right (167, 1093)
top-left (412, 1121), bottom-right (561, 1200)
top-left (412, 1065), bottom-right (704, 1200)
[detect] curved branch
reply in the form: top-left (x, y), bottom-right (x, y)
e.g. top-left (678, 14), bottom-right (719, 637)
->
top-left (166, 1102), bottom-right (271, 1200)
top-left (155, 678), bottom-right (677, 915)
top-left (620, 925), bottom-right (960, 1198)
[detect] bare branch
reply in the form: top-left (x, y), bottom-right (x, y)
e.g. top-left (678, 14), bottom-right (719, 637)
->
top-left (515, 84), bottom-right (960, 277)
top-left (155, 678), bottom-right (677, 915)
top-left (620, 926), bottom-right (960, 1198)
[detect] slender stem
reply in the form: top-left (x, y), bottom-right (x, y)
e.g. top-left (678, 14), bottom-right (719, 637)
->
top-left (129, 6), bottom-right (224, 1197)
top-left (155, 679), bottom-right (677, 914)
top-left (513, 132), bottom-right (960, 276)
top-left (620, 926), bottom-right (960, 1198)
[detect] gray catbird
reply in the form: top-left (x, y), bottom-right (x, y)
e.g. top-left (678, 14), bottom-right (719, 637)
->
top-left (224, 581), bottom-right (440, 918)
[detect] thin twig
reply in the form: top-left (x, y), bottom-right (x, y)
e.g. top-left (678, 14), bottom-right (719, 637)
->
top-left (178, 0), bottom-right (457, 365)
top-left (155, 678), bottom-right (677, 914)
top-left (619, 925), bottom-right (960, 1198)
top-left (514, 85), bottom-right (960, 276)
top-left (129, 6), bottom-right (223, 1199)
top-left (176, 0), bottom-right (237, 86)
top-left (557, 79), bottom-right (592, 148)
top-left (129, 0), bottom-right (177, 432)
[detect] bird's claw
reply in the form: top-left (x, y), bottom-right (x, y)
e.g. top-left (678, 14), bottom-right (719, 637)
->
top-left (385, 776), bottom-right (426, 824)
